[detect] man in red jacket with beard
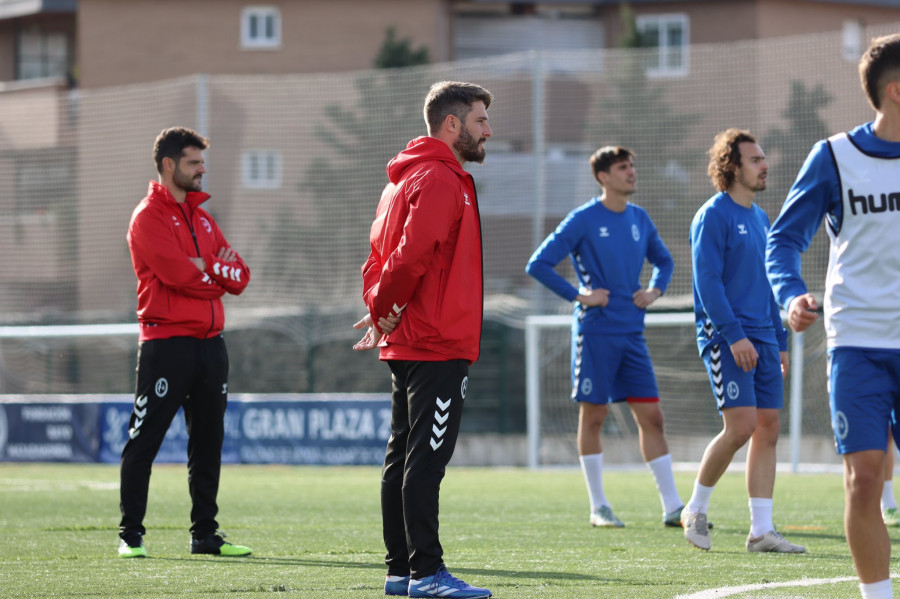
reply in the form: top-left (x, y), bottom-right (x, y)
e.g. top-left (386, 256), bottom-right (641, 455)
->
top-left (118, 127), bottom-right (252, 559)
top-left (353, 81), bottom-right (493, 599)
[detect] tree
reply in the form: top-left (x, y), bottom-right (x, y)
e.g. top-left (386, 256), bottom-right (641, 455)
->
top-left (374, 26), bottom-right (430, 69)
top-left (761, 80), bottom-right (835, 286)
top-left (764, 80), bottom-right (834, 202)
top-left (617, 1), bottom-right (641, 50)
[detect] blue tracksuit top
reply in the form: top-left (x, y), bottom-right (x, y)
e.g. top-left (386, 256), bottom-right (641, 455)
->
top-left (766, 122), bottom-right (900, 309)
top-left (526, 197), bottom-right (673, 335)
top-left (691, 191), bottom-right (788, 355)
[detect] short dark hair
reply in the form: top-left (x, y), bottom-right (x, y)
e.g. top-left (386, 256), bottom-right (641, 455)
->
top-left (589, 146), bottom-right (635, 182)
top-left (707, 128), bottom-right (757, 192)
top-left (423, 81), bottom-right (493, 135)
top-left (153, 126), bottom-right (209, 174)
top-left (859, 33), bottom-right (900, 111)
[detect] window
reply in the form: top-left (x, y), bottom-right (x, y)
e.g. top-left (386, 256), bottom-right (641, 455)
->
top-left (242, 150), bottom-right (282, 189)
top-left (636, 14), bottom-right (689, 78)
top-left (241, 6), bottom-right (281, 49)
top-left (17, 29), bottom-right (69, 80)
top-left (842, 20), bottom-right (863, 62)
top-left (4, 152), bottom-right (74, 225)
top-left (453, 13), bottom-right (605, 73)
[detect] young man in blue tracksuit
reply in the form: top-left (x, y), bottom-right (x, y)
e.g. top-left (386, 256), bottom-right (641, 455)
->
top-left (526, 146), bottom-right (685, 529)
top-left (766, 34), bottom-right (900, 599)
top-left (683, 129), bottom-right (803, 555)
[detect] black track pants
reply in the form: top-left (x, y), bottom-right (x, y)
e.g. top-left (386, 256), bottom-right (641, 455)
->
top-left (119, 335), bottom-right (228, 539)
top-left (381, 359), bottom-right (468, 579)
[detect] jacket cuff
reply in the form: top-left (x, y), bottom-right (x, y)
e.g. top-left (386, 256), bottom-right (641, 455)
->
top-left (720, 323), bottom-right (746, 346)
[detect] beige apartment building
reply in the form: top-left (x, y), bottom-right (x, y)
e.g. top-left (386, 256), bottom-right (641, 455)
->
top-left (72, 0), bottom-right (900, 88)
top-left (67, 0), bottom-right (900, 89)
top-left (1, 0), bottom-right (900, 322)
top-left (2, 0), bottom-right (898, 97)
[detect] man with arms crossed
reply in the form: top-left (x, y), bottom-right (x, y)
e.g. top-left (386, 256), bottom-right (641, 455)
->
top-left (119, 127), bottom-right (251, 558)
top-left (526, 146), bottom-right (685, 529)
top-left (766, 34), bottom-right (900, 599)
top-left (353, 81), bottom-right (493, 599)
top-left (683, 129), bottom-right (803, 555)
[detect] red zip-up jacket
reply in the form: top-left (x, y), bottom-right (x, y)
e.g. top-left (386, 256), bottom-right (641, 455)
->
top-left (127, 181), bottom-right (250, 342)
top-left (362, 136), bottom-right (483, 363)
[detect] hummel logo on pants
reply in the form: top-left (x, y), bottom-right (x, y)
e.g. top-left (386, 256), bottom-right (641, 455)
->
top-left (431, 398), bottom-right (451, 450)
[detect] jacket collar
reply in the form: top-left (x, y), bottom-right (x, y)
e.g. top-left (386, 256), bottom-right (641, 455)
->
top-left (147, 180), bottom-right (211, 208)
top-left (387, 136), bottom-right (470, 183)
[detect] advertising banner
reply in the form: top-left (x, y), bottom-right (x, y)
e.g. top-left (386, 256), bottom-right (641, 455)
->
top-left (238, 395), bottom-right (392, 465)
top-left (97, 401), bottom-right (242, 464)
top-left (0, 394), bottom-right (391, 465)
top-left (0, 400), bottom-right (99, 462)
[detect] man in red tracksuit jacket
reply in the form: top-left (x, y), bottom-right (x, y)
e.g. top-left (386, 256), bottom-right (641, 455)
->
top-left (118, 127), bottom-right (252, 559)
top-left (353, 81), bottom-right (494, 599)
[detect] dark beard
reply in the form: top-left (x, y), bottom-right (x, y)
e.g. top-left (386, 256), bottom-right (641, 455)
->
top-left (173, 167), bottom-right (202, 192)
top-left (454, 126), bottom-right (486, 164)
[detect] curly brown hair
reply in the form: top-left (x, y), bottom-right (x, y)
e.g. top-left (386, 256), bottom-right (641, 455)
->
top-left (859, 33), bottom-right (900, 111)
top-left (707, 129), bottom-right (757, 192)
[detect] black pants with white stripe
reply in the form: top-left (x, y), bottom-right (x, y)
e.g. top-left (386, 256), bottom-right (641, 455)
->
top-left (382, 359), bottom-right (468, 579)
top-left (119, 335), bottom-right (229, 540)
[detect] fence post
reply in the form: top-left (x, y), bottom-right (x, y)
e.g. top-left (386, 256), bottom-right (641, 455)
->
top-left (196, 73), bottom-right (209, 188)
top-left (530, 51), bottom-right (547, 315)
top-left (525, 316), bottom-right (540, 469)
top-left (789, 330), bottom-right (805, 472)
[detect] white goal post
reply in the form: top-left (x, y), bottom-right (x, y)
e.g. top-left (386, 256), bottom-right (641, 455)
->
top-left (525, 313), bottom-right (808, 471)
top-left (0, 324), bottom-right (138, 338)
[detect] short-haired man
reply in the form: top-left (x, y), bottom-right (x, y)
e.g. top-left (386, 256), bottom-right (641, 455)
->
top-left (526, 146), bottom-right (685, 529)
top-left (118, 127), bottom-right (251, 558)
top-left (353, 81), bottom-right (493, 599)
top-left (683, 129), bottom-right (803, 555)
top-left (766, 34), bottom-right (900, 599)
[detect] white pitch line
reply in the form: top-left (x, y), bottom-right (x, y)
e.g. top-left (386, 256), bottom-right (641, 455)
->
top-left (0, 478), bottom-right (119, 492)
top-left (674, 576), bottom-right (860, 598)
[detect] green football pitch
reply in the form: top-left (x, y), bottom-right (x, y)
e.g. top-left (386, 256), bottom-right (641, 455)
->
top-left (0, 463), bottom-right (881, 598)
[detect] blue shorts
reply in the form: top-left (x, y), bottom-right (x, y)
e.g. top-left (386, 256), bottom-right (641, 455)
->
top-left (701, 340), bottom-right (783, 412)
top-left (571, 332), bottom-right (659, 405)
top-left (828, 347), bottom-right (900, 455)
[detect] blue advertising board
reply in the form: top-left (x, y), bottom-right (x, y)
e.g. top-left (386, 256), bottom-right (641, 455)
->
top-left (97, 401), bottom-right (242, 464)
top-left (238, 397), bottom-right (392, 465)
top-left (0, 394), bottom-right (391, 465)
top-left (0, 400), bottom-right (99, 462)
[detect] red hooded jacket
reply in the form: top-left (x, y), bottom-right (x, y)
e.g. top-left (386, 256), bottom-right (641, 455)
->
top-left (362, 136), bottom-right (483, 363)
top-left (127, 181), bottom-right (250, 342)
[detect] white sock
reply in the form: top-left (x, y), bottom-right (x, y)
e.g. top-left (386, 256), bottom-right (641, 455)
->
top-left (647, 454), bottom-right (682, 513)
top-left (579, 453), bottom-right (608, 509)
top-left (882, 480), bottom-right (897, 511)
top-left (685, 480), bottom-right (714, 515)
top-left (860, 579), bottom-right (892, 599)
top-left (749, 497), bottom-right (774, 538)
